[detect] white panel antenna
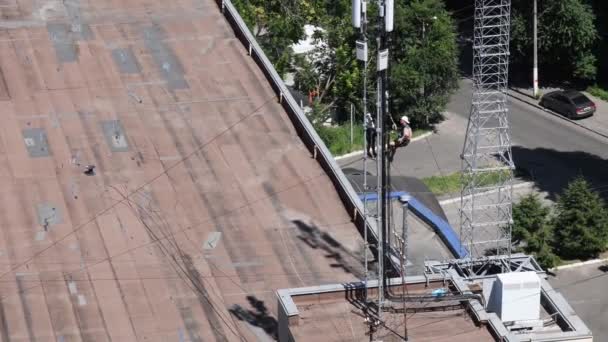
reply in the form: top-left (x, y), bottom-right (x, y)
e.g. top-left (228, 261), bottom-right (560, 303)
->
top-left (384, 0), bottom-right (394, 32)
top-left (352, 0), bottom-right (361, 28)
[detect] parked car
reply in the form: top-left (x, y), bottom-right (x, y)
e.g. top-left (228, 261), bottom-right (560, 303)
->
top-left (539, 90), bottom-right (596, 119)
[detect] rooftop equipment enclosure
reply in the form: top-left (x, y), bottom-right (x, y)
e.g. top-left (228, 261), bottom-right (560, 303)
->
top-left (494, 271), bottom-right (541, 322)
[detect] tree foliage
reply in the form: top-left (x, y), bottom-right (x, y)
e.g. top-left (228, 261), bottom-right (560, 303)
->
top-left (292, 7), bottom-right (361, 124)
top-left (511, 177), bottom-right (608, 268)
top-left (231, 0), bottom-right (305, 75)
top-left (389, 0), bottom-right (459, 128)
top-left (512, 194), bottom-right (559, 269)
top-left (552, 177), bottom-right (608, 260)
top-left (511, 0), bottom-right (598, 82)
top-left (290, 0), bottom-right (458, 128)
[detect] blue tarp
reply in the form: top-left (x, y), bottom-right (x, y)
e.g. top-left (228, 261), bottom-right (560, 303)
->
top-left (358, 191), bottom-right (469, 258)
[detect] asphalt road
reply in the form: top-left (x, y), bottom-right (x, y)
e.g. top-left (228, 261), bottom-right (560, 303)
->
top-left (451, 79), bottom-right (608, 200)
top-left (548, 263), bottom-right (608, 341)
top-left (341, 79), bottom-right (608, 200)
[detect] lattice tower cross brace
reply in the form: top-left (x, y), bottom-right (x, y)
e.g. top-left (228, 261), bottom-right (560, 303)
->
top-left (460, 0), bottom-right (515, 260)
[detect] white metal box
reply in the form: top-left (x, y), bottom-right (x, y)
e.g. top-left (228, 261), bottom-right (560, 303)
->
top-left (494, 271), bottom-right (541, 322)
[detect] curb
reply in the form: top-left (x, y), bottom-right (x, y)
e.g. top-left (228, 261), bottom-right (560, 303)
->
top-left (438, 181), bottom-right (535, 206)
top-left (550, 257), bottom-right (608, 272)
top-left (507, 89), bottom-right (608, 141)
top-left (334, 131), bottom-right (434, 161)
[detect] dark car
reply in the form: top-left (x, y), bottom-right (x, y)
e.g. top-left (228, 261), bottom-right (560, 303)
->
top-left (539, 90), bottom-right (596, 119)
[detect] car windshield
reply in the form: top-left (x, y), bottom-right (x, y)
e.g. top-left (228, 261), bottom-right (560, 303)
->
top-left (571, 95), bottom-right (590, 106)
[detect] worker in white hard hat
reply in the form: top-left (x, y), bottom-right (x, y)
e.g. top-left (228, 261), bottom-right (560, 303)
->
top-left (388, 115), bottom-right (412, 162)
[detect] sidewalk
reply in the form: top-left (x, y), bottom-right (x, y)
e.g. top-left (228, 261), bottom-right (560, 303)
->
top-left (337, 111), bottom-right (467, 179)
top-left (509, 86), bottom-right (608, 139)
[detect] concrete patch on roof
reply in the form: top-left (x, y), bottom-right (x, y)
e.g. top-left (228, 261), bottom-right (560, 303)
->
top-left (36, 203), bottom-right (62, 227)
top-left (112, 48), bottom-right (141, 74)
top-left (68, 281), bottom-right (77, 295)
top-left (46, 0), bottom-right (93, 64)
top-left (73, 24), bottom-right (94, 41)
top-left (35, 0), bottom-right (65, 21)
top-left (47, 23), bottom-right (78, 63)
top-left (203, 232), bottom-right (222, 250)
top-left (101, 120), bottom-right (129, 152)
top-left (35, 231), bottom-right (46, 241)
top-left (231, 261), bottom-right (263, 268)
top-left (23, 128), bottom-right (51, 157)
top-left (143, 25), bottom-right (189, 91)
top-left (159, 155), bottom-right (182, 161)
top-left (77, 294), bottom-right (87, 306)
top-left (64, 0), bottom-right (93, 41)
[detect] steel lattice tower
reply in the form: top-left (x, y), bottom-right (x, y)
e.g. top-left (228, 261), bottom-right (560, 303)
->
top-left (460, 0), bottom-right (514, 260)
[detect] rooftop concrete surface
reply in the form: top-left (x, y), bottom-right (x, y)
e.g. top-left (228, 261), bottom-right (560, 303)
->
top-left (288, 283), bottom-right (494, 342)
top-left (293, 305), bottom-right (493, 342)
top-left (0, 0), bottom-right (365, 340)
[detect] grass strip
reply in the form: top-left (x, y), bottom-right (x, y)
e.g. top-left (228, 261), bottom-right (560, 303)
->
top-left (316, 124), bottom-right (429, 156)
top-left (422, 170), bottom-right (512, 196)
top-left (587, 85), bottom-right (608, 102)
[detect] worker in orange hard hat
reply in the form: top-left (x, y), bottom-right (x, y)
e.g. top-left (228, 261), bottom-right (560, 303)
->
top-left (388, 115), bottom-right (412, 162)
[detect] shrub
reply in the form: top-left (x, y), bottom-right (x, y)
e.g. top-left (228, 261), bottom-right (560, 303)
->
top-left (552, 177), bottom-right (608, 260)
top-left (588, 85), bottom-right (608, 102)
top-left (315, 124), bottom-right (365, 156)
top-left (512, 194), bottom-right (559, 269)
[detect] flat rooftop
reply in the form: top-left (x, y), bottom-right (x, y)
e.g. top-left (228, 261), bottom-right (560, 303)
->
top-left (0, 0), bottom-right (364, 340)
top-left (279, 258), bottom-right (594, 342)
top-left (279, 279), bottom-right (494, 342)
top-left (296, 304), bottom-right (491, 342)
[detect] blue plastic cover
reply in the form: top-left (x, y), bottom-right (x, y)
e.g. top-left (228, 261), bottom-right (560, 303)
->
top-left (358, 191), bottom-right (469, 258)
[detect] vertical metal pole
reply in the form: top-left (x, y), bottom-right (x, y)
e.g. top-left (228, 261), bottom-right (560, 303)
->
top-left (375, 29), bottom-right (385, 314)
top-left (360, 1), bottom-right (370, 306)
top-left (401, 198), bottom-right (409, 267)
top-left (422, 20), bottom-right (425, 40)
top-left (377, 0), bottom-right (390, 315)
top-left (533, 0), bottom-right (539, 98)
top-left (351, 103), bottom-right (354, 146)
top-left (400, 197), bottom-right (409, 340)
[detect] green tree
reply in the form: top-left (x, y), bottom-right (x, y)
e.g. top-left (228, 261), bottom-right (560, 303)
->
top-left (552, 177), bottom-right (608, 260)
top-left (389, 0), bottom-right (459, 128)
top-left (511, 0), bottom-right (598, 82)
top-left (231, 0), bottom-right (305, 75)
top-left (512, 194), bottom-right (559, 269)
top-left (292, 14), bottom-right (361, 124)
top-left (589, 0), bottom-right (608, 85)
top-left (293, 0), bottom-right (458, 128)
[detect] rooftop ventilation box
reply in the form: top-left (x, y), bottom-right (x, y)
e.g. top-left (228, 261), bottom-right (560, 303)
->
top-left (493, 271), bottom-right (541, 322)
